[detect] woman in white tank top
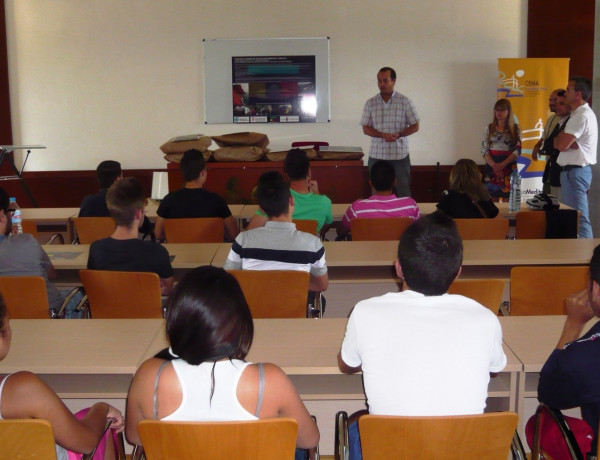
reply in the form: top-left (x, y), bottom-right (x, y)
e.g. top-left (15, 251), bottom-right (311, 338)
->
top-left (0, 294), bottom-right (124, 458)
top-left (125, 266), bottom-right (319, 453)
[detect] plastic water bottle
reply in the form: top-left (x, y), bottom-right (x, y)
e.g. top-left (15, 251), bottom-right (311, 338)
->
top-left (509, 167), bottom-right (521, 213)
top-left (8, 197), bottom-right (22, 235)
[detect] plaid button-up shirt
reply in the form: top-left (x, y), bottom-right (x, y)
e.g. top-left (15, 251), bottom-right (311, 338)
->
top-left (360, 91), bottom-right (419, 160)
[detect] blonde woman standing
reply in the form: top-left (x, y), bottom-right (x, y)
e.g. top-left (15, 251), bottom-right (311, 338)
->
top-left (481, 98), bottom-right (521, 199)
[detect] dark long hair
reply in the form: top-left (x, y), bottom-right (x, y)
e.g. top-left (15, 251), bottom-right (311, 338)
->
top-left (155, 266), bottom-right (254, 365)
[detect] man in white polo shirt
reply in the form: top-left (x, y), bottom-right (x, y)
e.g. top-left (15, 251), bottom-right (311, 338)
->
top-left (554, 77), bottom-right (598, 238)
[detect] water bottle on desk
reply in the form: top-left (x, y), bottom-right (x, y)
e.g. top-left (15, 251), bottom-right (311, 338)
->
top-left (8, 197), bottom-right (22, 235)
top-left (508, 166), bottom-right (521, 213)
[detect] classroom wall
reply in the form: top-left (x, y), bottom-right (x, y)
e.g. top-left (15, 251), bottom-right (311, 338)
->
top-left (4, 0), bottom-right (527, 172)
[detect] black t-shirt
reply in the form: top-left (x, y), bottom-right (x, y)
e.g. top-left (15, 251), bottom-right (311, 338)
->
top-left (79, 189), bottom-right (110, 217)
top-left (437, 190), bottom-right (499, 219)
top-left (87, 237), bottom-right (173, 279)
top-left (157, 188), bottom-right (232, 219)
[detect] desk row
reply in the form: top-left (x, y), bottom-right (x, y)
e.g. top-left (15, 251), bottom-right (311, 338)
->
top-left (45, 238), bottom-right (599, 273)
top-left (22, 200), bottom-right (566, 244)
top-left (0, 316), bottom-right (579, 454)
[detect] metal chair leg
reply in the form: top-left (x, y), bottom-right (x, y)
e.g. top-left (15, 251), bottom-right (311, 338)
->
top-left (335, 411), bottom-right (349, 460)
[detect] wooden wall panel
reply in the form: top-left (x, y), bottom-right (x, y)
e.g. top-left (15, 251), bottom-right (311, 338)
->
top-left (0, 165), bottom-right (453, 208)
top-left (1, 169), bottom-right (158, 208)
top-left (528, 0), bottom-right (595, 80)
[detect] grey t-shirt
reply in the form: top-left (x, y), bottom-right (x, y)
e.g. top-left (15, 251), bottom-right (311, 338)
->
top-left (0, 234), bottom-right (63, 310)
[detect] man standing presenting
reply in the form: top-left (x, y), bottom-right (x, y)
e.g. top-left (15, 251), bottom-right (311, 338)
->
top-left (360, 67), bottom-right (419, 197)
top-left (554, 77), bottom-right (598, 238)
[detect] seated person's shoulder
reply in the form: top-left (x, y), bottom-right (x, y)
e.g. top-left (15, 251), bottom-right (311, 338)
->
top-left (78, 190), bottom-right (110, 217)
top-left (89, 236), bottom-right (112, 250)
top-left (317, 193), bottom-right (332, 206)
top-left (3, 233), bottom-right (40, 249)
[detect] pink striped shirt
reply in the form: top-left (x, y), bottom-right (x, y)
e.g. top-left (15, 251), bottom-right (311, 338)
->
top-left (341, 195), bottom-right (421, 230)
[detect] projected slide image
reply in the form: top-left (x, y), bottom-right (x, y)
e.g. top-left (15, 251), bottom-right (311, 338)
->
top-left (232, 55), bottom-right (316, 123)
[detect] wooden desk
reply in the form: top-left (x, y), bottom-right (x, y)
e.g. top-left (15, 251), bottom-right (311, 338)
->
top-left (45, 243), bottom-right (222, 283)
top-left (320, 238), bottom-right (598, 276)
top-left (21, 207), bottom-right (79, 243)
top-left (212, 239), bottom-right (599, 317)
top-left (143, 317), bottom-right (521, 455)
top-left (0, 319), bottom-right (164, 398)
top-left (239, 202), bottom-right (573, 222)
top-left (168, 160), bottom-right (370, 204)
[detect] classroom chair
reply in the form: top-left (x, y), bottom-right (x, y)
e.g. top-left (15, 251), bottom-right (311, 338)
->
top-left (356, 412), bottom-right (518, 460)
top-left (163, 217), bottom-right (224, 243)
top-left (447, 279), bottom-right (505, 314)
top-left (453, 217), bottom-right (509, 240)
top-left (528, 403), bottom-right (587, 460)
top-left (228, 270), bottom-right (311, 318)
top-left (515, 210), bottom-right (578, 239)
top-left (137, 419), bottom-right (298, 460)
top-left (0, 276), bottom-right (51, 318)
top-left (79, 270), bottom-right (163, 318)
top-left (515, 211), bottom-right (546, 239)
top-left (510, 266), bottom-right (589, 316)
top-left (0, 419), bottom-right (126, 460)
top-left (20, 220), bottom-right (64, 244)
top-left (21, 219), bottom-right (38, 237)
top-left (0, 419), bottom-right (59, 459)
top-left (293, 219), bottom-right (318, 235)
top-left (350, 217), bottom-right (414, 241)
top-left (72, 217), bottom-right (115, 244)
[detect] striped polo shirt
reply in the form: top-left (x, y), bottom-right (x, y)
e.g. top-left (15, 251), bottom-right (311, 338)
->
top-left (341, 194), bottom-right (421, 231)
top-left (223, 221), bottom-right (327, 276)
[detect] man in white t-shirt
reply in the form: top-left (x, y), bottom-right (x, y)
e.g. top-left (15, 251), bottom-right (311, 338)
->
top-left (338, 211), bottom-right (506, 460)
top-left (554, 77), bottom-right (598, 238)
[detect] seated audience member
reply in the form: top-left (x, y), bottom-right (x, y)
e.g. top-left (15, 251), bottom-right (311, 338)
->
top-left (78, 160), bottom-right (153, 238)
top-left (0, 187), bottom-right (63, 312)
top-left (87, 177), bottom-right (174, 295)
top-left (79, 160), bottom-right (122, 217)
top-left (223, 171), bottom-right (328, 293)
top-left (338, 211), bottom-right (506, 460)
top-left (154, 149), bottom-right (239, 241)
top-left (246, 149), bottom-right (333, 236)
top-left (0, 295), bottom-right (124, 459)
top-left (125, 266), bottom-right (320, 457)
top-left (437, 158), bottom-right (500, 218)
top-left (338, 159), bottom-right (421, 236)
top-left (538, 243), bottom-right (600, 455)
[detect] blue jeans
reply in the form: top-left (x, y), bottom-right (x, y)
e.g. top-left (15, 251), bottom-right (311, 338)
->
top-left (560, 166), bottom-right (593, 238)
top-left (294, 448), bottom-right (308, 460)
top-left (349, 421), bottom-right (363, 460)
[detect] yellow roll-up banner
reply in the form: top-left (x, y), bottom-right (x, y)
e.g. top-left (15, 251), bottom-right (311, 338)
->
top-left (497, 58), bottom-right (570, 199)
